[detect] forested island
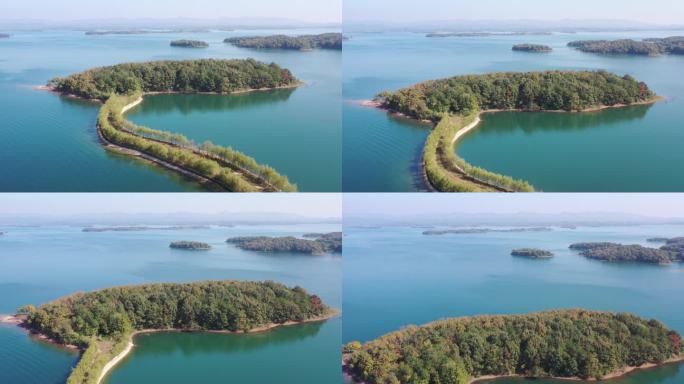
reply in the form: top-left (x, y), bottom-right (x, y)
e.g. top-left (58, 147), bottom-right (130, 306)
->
top-left (17, 280), bottom-right (334, 384)
top-left (170, 39), bottom-right (209, 48)
top-left (343, 309), bottom-right (683, 384)
top-left (568, 37), bottom-right (684, 56)
top-left (227, 232), bottom-right (342, 255)
top-left (569, 240), bottom-right (684, 264)
top-left (224, 33), bottom-right (343, 50)
top-left (169, 241), bottom-right (211, 250)
top-left (512, 44), bottom-right (552, 52)
top-left (423, 227), bottom-right (552, 235)
top-left (511, 248), bottom-right (554, 258)
top-left (375, 70), bottom-right (658, 192)
top-left (48, 59), bottom-right (298, 192)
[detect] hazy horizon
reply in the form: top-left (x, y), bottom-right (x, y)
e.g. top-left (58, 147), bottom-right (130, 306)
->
top-left (345, 0), bottom-right (684, 25)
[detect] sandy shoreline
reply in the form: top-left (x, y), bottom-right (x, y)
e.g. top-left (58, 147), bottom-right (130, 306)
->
top-left (0, 315), bottom-right (23, 324)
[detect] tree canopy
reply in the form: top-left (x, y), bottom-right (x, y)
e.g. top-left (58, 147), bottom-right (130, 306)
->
top-left (569, 240), bottom-right (684, 264)
top-left (512, 44), bottom-right (552, 52)
top-left (344, 309), bottom-right (683, 384)
top-left (49, 59), bottom-right (297, 100)
top-left (227, 232), bottom-right (342, 255)
top-left (568, 37), bottom-right (684, 56)
top-left (224, 33), bottom-right (343, 50)
top-left (170, 39), bottom-right (209, 48)
top-left (20, 280), bottom-right (330, 347)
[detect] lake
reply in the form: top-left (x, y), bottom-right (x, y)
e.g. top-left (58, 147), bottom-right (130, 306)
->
top-left (342, 224), bottom-right (684, 383)
top-left (342, 31), bottom-right (684, 191)
top-left (0, 224), bottom-right (341, 383)
top-left (0, 29), bottom-right (340, 191)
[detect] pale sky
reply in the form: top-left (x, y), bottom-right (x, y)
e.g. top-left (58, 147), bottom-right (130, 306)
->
top-left (345, 0), bottom-right (684, 25)
top-left (1, 0), bottom-right (341, 23)
top-left (344, 194), bottom-right (684, 219)
top-left (0, 194), bottom-right (341, 218)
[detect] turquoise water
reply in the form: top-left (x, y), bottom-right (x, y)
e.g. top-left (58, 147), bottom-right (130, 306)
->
top-left (0, 29), bottom-right (340, 191)
top-left (342, 224), bottom-right (684, 383)
top-left (0, 224), bottom-right (341, 383)
top-left (342, 31), bottom-right (684, 191)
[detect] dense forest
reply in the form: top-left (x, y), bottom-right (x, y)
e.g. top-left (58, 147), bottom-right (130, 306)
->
top-left (224, 33), bottom-right (343, 50)
top-left (19, 280), bottom-right (330, 346)
top-left (512, 44), bottom-right (552, 52)
top-left (227, 232), bottom-right (342, 254)
top-left (511, 248), bottom-right (554, 258)
top-left (568, 37), bottom-right (684, 56)
top-left (569, 240), bottom-right (684, 264)
top-left (378, 70), bottom-right (656, 121)
top-left (169, 241), bottom-right (211, 250)
top-left (170, 39), bottom-right (209, 48)
top-left (344, 309), bottom-right (683, 384)
top-left (49, 59), bottom-right (297, 100)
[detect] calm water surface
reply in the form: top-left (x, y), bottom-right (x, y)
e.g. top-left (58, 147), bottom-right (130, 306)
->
top-left (343, 224), bottom-right (684, 383)
top-left (342, 31), bottom-right (684, 191)
top-left (0, 224), bottom-right (341, 383)
top-left (0, 29), bottom-right (340, 191)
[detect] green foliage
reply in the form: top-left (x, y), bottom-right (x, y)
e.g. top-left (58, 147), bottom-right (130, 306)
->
top-left (227, 232), bottom-right (342, 255)
top-left (569, 37), bottom-right (684, 56)
top-left (49, 59), bottom-right (297, 100)
top-left (512, 44), bottom-right (552, 52)
top-left (379, 70), bottom-right (655, 120)
top-left (170, 40), bottom-right (209, 48)
top-left (345, 310), bottom-right (683, 384)
top-left (224, 33), bottom-right (343, 50)
top-left (569, 241), bottom-right (684, 264)
top-left (511, 248), bottom-right (554, 258)
top-left (21, 280), bottom-right (330, 346)
top-left (169, 241), bottom-right (211, 250)
top-left (66, 335), bottom-right (131, 384)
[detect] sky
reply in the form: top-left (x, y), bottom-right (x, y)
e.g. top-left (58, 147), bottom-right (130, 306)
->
top-left (0, 193), bottom-right (340, 218)
top-left (344, 0), bottom-right (684, 25)
top-left (344, 193), bottom-right (684, 219)
top-left (1, 0), bottom-right (341, 23)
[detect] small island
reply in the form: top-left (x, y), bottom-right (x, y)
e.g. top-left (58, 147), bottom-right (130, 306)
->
top-left (224, 33), bottom-right (342, 50)
top-left (568, 37), bottom-right (684, 56)
top-left (48, 59), bottom-right (299, 192)
top-left (170, 39), bottom-right (209, 48)
top-left (511, 248), bottom-right (554, 258)
top-left (569, 241), bottom-right (684, 264)
top-left (15, 280), bottom-right (335, 384)
top-left (227, 232), bottom-right (342, 255)
top-left (374, 70), bottom-right (659, 192)
top-left (647, 237), bottom-right (670, 243)
top-left (343, 309), bottom-right (683, 384)
top-left (169, 241), bottom-right (212, 250)
top-left (423, 227), bottom-right (552, 235)
top-left (512, 43), bottom-right (552, 52)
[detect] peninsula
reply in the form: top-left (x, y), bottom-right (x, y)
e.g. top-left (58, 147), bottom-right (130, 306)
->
top-left (374, 70), bottom-right (659, 192)
top-left (48, 59), bottom-right (299, 192)
top-left (569, 241), bottom-right (684, 264)
top-left (512, 43), bottom-right (552, 52)
top-left (224, 33), bottom-right (343, 50)
top-left (170, 39), bottom-right (209, 48)
top-left (511, 248), bottom-right (554, 258)
top-left (16, 280), bottom-right (336, 384)
top-left (568, 37), bottom-right (684, 56)
top-left (169, 241), bottom-right (212, 250)
top-left (227, 232), bottom-right (342, 254)
top-left (343, 309), bottom-right (683, 384)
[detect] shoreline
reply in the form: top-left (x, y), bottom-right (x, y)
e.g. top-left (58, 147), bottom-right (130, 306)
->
top-left (95, 308), bottom-right (340, 384)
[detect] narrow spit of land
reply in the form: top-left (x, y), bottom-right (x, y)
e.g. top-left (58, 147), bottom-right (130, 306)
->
top-left (371, 70), bottom-right (661, 192)
top-left (46, 59), bottom-right (300, 192)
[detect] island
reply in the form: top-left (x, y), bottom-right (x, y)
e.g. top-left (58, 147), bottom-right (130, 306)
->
top-left (343, 309), bottom-right (683, 384)
top-left (568, 37), bottom-right (684, 56)
top-left (511, 248), bottom-right (554, 258)
top-left (569, 242), bottom-right (684, 264)
top-left (226, 232), bottom-right (342, 255)
top-left (373, 70), bottom-right (659, 192)
top-left (15, 280), bottom-right (336, 384)
top-left (423, 227), bottom-right (552, 235)
top-left (224, 33), bottom-right (343, 50)
top-left (170, 39), bottom-right (209, 48)
top-left (512, 43), bottom-right (552, 52)
top-left (0, 33), bottom-right (9, 39)
top-left (47, 59), bottom-right (299, 192)
top-left (169, 241), bottom-right (212, 250)
top-left (647, 237), bottom-right (670, 243)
